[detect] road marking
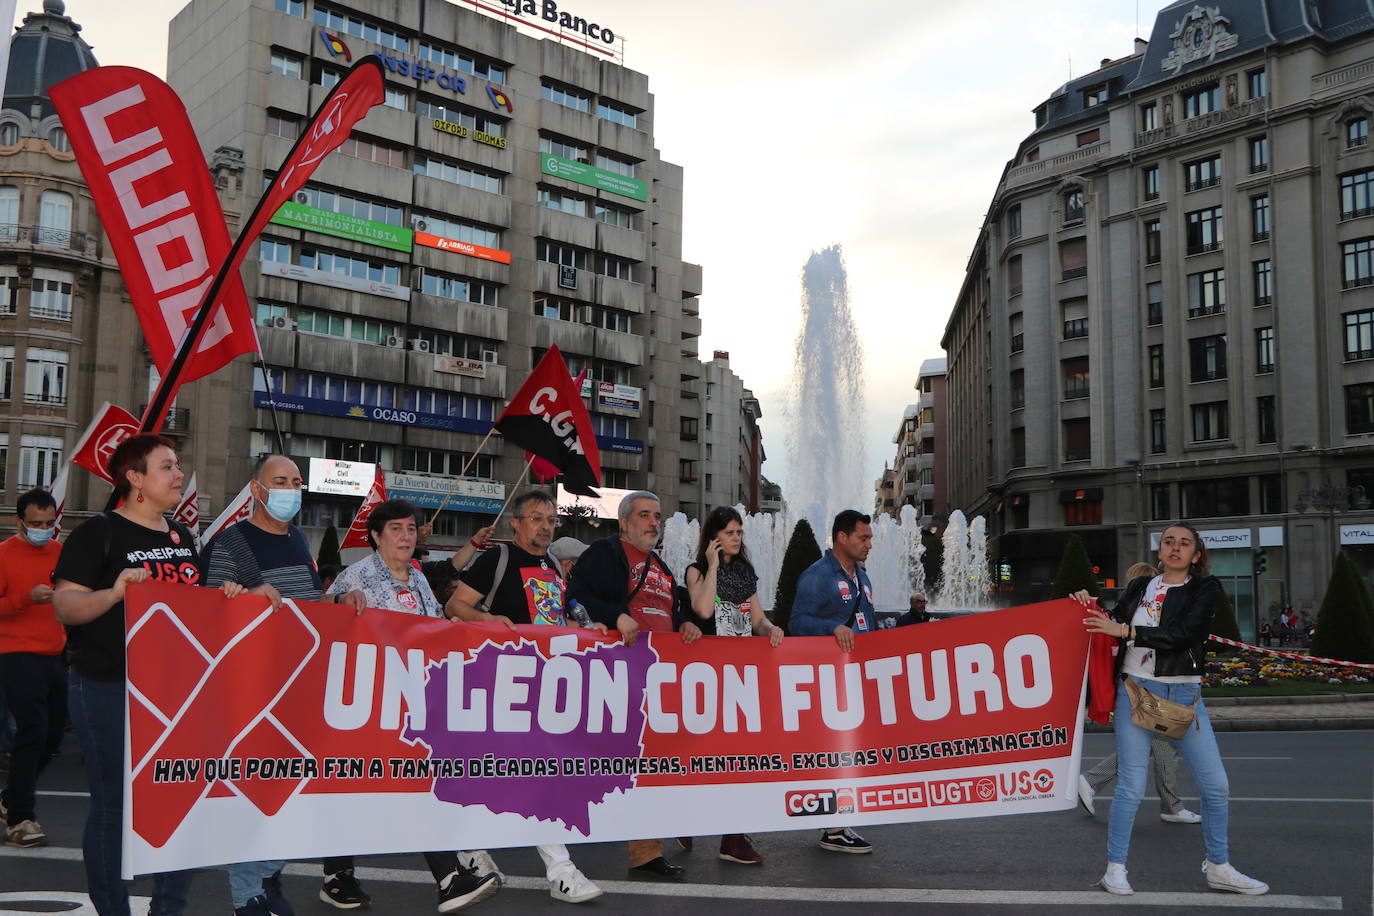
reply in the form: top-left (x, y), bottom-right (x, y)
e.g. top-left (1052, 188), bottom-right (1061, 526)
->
top-left (0, 849), bottom-right (1343, 910)
top-left (36, 790), bottom-right (92, 798)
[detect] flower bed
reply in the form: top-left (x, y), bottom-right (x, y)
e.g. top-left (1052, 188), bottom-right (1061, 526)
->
top-left (1206, 648), bottom-right (1371, 687)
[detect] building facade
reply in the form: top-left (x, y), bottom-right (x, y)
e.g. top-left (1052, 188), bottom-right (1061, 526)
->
top-left (166, 0), bottom-right (709, 547)
top-left (680, 350), bottom-right (763, 515)
top-left (943, 0), bottom-right (1374, 633)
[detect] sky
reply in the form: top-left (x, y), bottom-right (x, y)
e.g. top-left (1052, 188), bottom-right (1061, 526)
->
top-left (51, 0), bottom-right (1165, 504)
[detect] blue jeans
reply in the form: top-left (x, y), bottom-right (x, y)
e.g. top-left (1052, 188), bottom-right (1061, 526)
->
top-left (68, 672), bottom-right (194, 916)
top-left (1107, 677), bottom-right (1229, 866)
top-left (227, 860), bottom-right (285, 907)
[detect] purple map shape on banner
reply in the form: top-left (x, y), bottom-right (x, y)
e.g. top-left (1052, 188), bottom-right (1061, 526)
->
top-left (404, 637), bottom-right (657, 834)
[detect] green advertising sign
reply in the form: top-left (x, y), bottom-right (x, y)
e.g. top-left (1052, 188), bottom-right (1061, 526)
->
top-left (270, 201), bottom-right (414, 252)
top-left (540, 153), bottom-right (648, 202)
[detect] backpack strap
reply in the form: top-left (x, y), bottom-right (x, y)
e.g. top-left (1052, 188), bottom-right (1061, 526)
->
top-left (476, 543), bottom-right (509, 614)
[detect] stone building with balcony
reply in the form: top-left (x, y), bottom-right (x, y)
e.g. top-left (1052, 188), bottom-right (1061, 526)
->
top-left (679, 350), bottom-right (764, 516)
top-left (941, 0), bottom-right (1374, 631)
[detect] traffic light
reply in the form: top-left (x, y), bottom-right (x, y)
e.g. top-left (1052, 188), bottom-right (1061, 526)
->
top-left (1253, 547), bottom-right (1267, 576)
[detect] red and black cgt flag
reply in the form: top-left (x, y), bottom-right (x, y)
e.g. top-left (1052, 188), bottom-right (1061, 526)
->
top-left (497, 345), bottom-right (602, 496)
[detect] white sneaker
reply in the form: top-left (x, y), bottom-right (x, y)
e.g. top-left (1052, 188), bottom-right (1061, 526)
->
top-left (1161, 807), bottom-right (1201, 824)
top-left (1077, 775), bottom-right (1095, 816)
top-left (1203, 860), bottom-right (1268, 895)
top-left (548, 861), bottom-right (603, 904)
top-left (1099, 862), bottom-right (1133, 895)
top-left (458, 850), bottom-right (505, 886)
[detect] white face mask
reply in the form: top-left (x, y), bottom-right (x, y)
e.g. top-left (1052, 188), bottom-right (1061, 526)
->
top-left (22, 524), bottom-right (54, 547)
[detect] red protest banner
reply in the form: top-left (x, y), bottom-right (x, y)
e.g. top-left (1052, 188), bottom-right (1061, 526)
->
top-left (122, 583), bottom-right (1089, 875)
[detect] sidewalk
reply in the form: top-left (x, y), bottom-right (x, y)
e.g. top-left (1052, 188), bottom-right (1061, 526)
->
top-left (1086, 694), bottom-right (1374, 732)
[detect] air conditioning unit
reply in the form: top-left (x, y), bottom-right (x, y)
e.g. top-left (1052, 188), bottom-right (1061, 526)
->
top-left (294, 191), bottom-right (309, 205)
top-left (410, 338), bottom-right (431, 352)
top-left (412, 217), bottom-right (428, 232)
top-left (482, 349), bottom-right (498, 363)
top-left (384, 335), bottom-right (405, 349)
top-left (270, 315), bottom-right (292, 330)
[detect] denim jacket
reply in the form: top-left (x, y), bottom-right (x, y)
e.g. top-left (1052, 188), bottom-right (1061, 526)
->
top-left (789, 549), bottom-right (876, 637)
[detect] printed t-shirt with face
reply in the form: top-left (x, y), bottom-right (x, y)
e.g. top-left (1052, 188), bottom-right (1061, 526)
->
top-left (623, 541), bottom-right (675, 633)
top-left (53, 512), bottom-right (201, 682)
top-left (1122, 575), bottom-right (1187, 678)
top-left (459, 543), bottom-right (567, 626)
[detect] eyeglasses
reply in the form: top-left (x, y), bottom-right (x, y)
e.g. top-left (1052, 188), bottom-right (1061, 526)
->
top-left (514, 515), bottom-right (561, 528)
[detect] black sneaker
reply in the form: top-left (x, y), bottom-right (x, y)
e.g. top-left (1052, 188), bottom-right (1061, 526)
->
top-left (234, 895), bottom-right (271, 916)
top-left (819, 828), bottom-right (873, 854)
top-left (320, 869), bottom-right (371, 910)
top-left (436, 870), bottom-right (500, 913)
top-left (262, 869), bottom-right (294, 916)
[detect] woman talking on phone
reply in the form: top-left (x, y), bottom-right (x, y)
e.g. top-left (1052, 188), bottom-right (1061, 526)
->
top-left (1074, 523), bottom-right (1267, 897)
top-left (679, 505), bottom-right (782, 866)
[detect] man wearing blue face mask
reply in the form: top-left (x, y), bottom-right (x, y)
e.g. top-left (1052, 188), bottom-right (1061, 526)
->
top-left (201, 454), bottom-right (323, 915)
top-left (0, 488), bottom-right (65, 849)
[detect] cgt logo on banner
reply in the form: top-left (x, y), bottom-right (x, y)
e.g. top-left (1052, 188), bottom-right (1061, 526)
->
top-left (121, 585), bottom-right (1090, 876)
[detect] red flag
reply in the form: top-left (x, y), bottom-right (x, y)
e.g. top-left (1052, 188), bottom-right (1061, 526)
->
top-left (497, 345), bottom-right (601, 496)
top-left (340, 466), bottom-right (386, 550)
top-left (49, 67), bottom-right (257, 388)
top-left (69, 402), bottom-right (140, 484)
top-left (197, 483), bottom-right (253, 550)
top-left (527, 368), bottom-right (588, 483)
top-left (173, 473), bottom-right (199, 531)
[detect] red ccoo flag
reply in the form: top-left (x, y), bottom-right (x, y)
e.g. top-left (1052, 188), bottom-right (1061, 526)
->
top-left (497, 345), bottom-right (601, 496)
top-left (340, 465), bottom-right (386, 550)
top-left (69, 402), bottom-right (140, 484)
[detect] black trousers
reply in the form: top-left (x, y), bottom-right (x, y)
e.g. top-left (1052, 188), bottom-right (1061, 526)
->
top-left (0, 652), bottom-right (66, 824)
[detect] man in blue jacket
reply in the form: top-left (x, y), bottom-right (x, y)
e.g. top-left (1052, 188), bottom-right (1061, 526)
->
top-left (787, 509), bottom-right (876, 854)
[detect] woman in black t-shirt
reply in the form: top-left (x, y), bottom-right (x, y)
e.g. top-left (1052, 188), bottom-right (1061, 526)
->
top-left (53, 434), bottom-right (247, 916)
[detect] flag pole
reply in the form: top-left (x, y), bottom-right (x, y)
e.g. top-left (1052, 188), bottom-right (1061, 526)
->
top-left (490, 456), bottom-right (536, 527)
top-left (429, 426), bottom-right (499, 522)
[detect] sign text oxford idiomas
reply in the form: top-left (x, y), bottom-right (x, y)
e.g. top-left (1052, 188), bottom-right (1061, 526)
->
top-left (500, 0), bottom-right (617, 46)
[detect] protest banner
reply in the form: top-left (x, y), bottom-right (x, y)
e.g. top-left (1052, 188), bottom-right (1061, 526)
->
top-left (123, 583), bottom-right (1089, 876)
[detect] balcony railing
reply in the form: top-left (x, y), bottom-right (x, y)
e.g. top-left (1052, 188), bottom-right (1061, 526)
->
top-left (0, 223), bottom-right (98, 256)
top-left (1062, 318), bottom-right (1089, 340)
top-left (140, 405), bottom-right (193, 432)
top-left (1061, 266), bottom-right (1088, 281)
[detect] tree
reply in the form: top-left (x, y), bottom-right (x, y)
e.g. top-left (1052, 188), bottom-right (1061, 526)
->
top-left (1208, 581), bottom-right (1242, 655)
top-left (317, 524), bottom-right (341, 570)
top-left (1310, 550), bottom-right (1374, 664)
top-left (772, 519), bottom-right (822, 633)
top-left (1050, 534), bottom-right (1099, 599)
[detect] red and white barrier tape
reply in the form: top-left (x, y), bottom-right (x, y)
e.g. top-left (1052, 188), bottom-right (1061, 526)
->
top-left (1207, 635), bottom-right (1374, 671)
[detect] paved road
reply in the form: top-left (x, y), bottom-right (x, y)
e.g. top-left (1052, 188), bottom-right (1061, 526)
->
top-left (0, 729), bottom-right (1369, 914)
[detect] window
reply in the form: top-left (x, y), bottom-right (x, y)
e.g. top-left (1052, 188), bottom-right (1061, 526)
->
top-left (1007, 255), bottom-right (1022, 296)
top-left (1181, 477), bottom-right (1250, 517)
top-left (1148, 344), bottom-right (1164, 388)
top-left (46, 127), bottom-right (68, 153)
top-left (256, 302), bottom-right (288, 326)
top-left (1064, 494), bottom-right (1102, 526)
top-left (1184, 155), bottom-right (1221, 191)
top-left (269, 51), bottom-right (302, 78)
top-left (313, 65), bottom-right (342, 89)
top-left (1142, 165), bottom-right (1159, 201)
top-left (1009, 313), bottom-right (1023, 353)
top-left (598, 99), bottom-right (639, 128)
top-left (1191, 401), bottom-right (1229, 441)
top-left (1024, 147), bottom-right (1039, 163)
top-left (293, 371), bottom-right (395, 408)
top-left (1258, 396), bottom-right (1277, 444)
top-left (596, 254), bottom-right (635, 282)
top-left (338, 133), bottom-right (405, 167)
top-left (274, 0), bottom-right (304, 15)
top-left (595, 153), bottom-right (636, 178)
top-left (0, 265), bottom-right (17, 314)
top-left (1061, 298), bottom-right (1087, 339)
top-left (537, 187), bottom-right (589, 217)
top-left (1343, 237), bottom-right (1374, 289)
top-left (0, 185), bottom-right (16, 239)
top-left (1185, 206), bottom-right (1224, 254)
top-left (383, 87), bottom-right (408, 110)
top-left (1062, 356), bottom-right (1090, 399)
top-left (1347, 383), bottom-right (1374, 433)
top-left (311, 7), bottom-right (408, 51)
top-left (294, 185), bottom-right (401, 226)
top-left (1182, 84), bottom-right (1220, 118)
top-left (259, 238), bottom-right (291, 263)
top-left (1340, 168), bottom-right (1374, 219)
top-left (419, 270), bottom-right (498, 306)
top-left (1189, 334), bottom-right (1227, 381)
top-left (0, 347), bottom-right (12, 400)
top-left (1259, 474), bottom-right (1283, 513)
top-left (1007, 204), bottom-right (1022, 239)
top-left (1140, 102), bottom-right (1158, 131)
top-left (1010, 369), bottom-right (1025, 410)
top-left (297, 309), bottom-right (402, 344)
top-left (411, 213), bottom-right (500, 250)
top-left (1248, 68), bottom-right (1268, 99)
top-left (1146, 281), bottom-right (1163, 325)
top-left (1063, 418), bottom-right (1091, 461)
top-left (413, 329), bottom-right (498, 360)
top-left (1150, 482), bottom-right (1170, 518)
top-left (18, 435), bottom-right (62, 489)
top-left (24, 348), bottom-right (67, 405)
top-left (415, 99), bottom-right (505, 137)
top-left (266, 112), bottom-right (299, 140)
top-left (1256, 327), bottom-right (1274, 373)
top-left (38, 190), bottom-right (71, 241)
top-left (1063, 189), bottom-right (1084, 223)
top-left (1144, 218), bottom-right (1162, 264)
top-left (536, 239), bottom-right (586, 269)
top-left (593, 415), bottom-right (632, 439)
top-left (412, 156), bottom-right (502, 194)
top-left (1076, 128), bottom-right (1100, 147)
top-left (1150, 408), bottom-right (1167, 454)
top-left (540, 81), bottom-right (592, 112)
top-left (298, 247), bottom-right (401, 285)
top-left (539, 135), bottom-right (588, 162)
top-left (1010, 427), bottom-right (1026, 467)
top-left (30, 267), bottom-right (72, 320)
top-left (400, 447), bottom-right (494, 479)
top-left (418, 42), bottom-right (506, 83)
top-left (1253, 259), bottom-right (1273, 305)
top-left (595, 202), bottom-right (634, 229)
top-left (1249, 135), bottom-right (1270, 173)
top-left (1083, 85), bottom-right (1108, 107)
top-left (1346, 310), bottom-right (1374, 360)
top-left (1348, 117), bottom-right (1369, 149)
top-left (1060, 237), bottom-right (1087, 279)
top-left (0, 122), bottom-right (15, 146)
top-left (1187, 269), bottom-right (1226, 316)
top-left (1251, 195), bottom-right (1270, 241)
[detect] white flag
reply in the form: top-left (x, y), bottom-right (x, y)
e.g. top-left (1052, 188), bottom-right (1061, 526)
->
top-left (49, 465), bottom-right (69, 537)
top-left (197, 482), bottom-right (253, 550)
